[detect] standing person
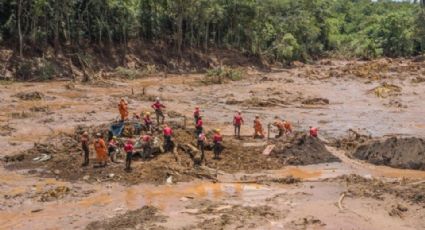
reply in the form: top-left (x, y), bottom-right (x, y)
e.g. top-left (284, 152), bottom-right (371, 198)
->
top-left (94, 133), bottom-right (108, 167)
top-left (141, 132), bottom-right (153, 159)
top-left (197, 132), bottom-right (207, 163)
top-left (124, 139), bottom-right (134, 172)
top-left (151, 97), bottom-right (166, 125)
top-left (163, 124), bottom-right (174, 152)
top-left (253, 115), bottom-right (265, 138)
top-left (310, 126), bottom-right (318, 137)
top-left (273, 116), bottom-right (285, 138)
top-left (108, 136), bottom-right (119, 163)
top-left (118, 98), bottom-right (129, 121)
top-left (81, 131), bottom-right (90, 167)
top-left (143, 112), bottom-right (153, 132)
top-left (213, 129), bottom-right (223, 159)
top-left (233, 111), bottom-right (244, 138)
top-left (193, 106), bottom-right (201, 125)
top-left (195, 115), bottom-right (203, 137)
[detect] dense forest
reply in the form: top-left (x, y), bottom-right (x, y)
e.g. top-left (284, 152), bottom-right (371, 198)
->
top-left (0, 0), bottom-right (425, 79)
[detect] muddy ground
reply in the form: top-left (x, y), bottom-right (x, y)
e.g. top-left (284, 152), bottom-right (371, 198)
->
top-left (1, 58), bottom-right (425, 229)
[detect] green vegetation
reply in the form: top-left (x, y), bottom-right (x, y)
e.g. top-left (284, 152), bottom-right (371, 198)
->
top-left (0, 0), bottom-right (424, 63)
top-left (204, 66), bottom-right (244, 84)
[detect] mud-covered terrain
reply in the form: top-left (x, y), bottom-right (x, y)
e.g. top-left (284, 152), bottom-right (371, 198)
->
top-left (1, 58), bottom-right (425, 229)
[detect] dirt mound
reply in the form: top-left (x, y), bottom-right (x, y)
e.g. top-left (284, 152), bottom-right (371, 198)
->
top-left (329, 174), bottom-right (425, 205)
top-left (184, 201), bottom-right (287, 230)
top-left (331, 129), bottom-right (372, 151)
top-left (271, 133), bottom-right (340, 165)
top-left (85, 206), bottom-right (167, 230)
top-left (301, 97), bottom-right (329, 105)
top-left (352, 137), bottom-right (425, 170)
top-left (13, 91), bottom-right (44, 100)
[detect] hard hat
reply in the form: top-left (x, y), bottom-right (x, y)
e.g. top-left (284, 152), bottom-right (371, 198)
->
top-left (215, 129), bottom-right (221, 133)
top-left (146, 112), bottom-right (151, 115)
top-left (113, 136), bottom-right (117, 139)
top-left (82, 131), bottom-right (88, 136)
top-left (96, 133), bottom-right (101, 137)
top-left (156, 97), bottom-right (160, 101)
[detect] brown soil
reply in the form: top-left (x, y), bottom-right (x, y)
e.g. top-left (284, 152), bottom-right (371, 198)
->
top-left (182, 201), bottom-right (287, 230)
top-left (352, 137), bottom-right (425, 170)
top-left (271, 133), bottom-right (341, 165)
top-left (13, 91), bottom-right (44, 100)
top-left (329, 174), bottom-right (425, 206)
top-left (85, 206), bottom-right (167, 230)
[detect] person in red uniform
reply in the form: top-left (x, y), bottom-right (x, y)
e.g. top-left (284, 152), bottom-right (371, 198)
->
top-left (233, 111), bottom-right (244, 139)
top-left (163, 124), bottom-right (174, 152)
top-left (195, 115), bottom-right (203, 137)
top-left (144, 112), bottom-right (153, 132)
top-left (213, 129), bottom-right (223, 159)
top-left (310, 126), bottom-right (318, 137)
top-left (108, 136), bottom-right (119, 163)
top-left (124, 139), bottom-right (134, 171)
top-left (140, 132), bottom-right (153, 159)
top-left (151, 97), bottom-right (166, 125)
top-left (80, 131), bottom-right (90, 167)
top-left (194, 106), bottom-right (201, 125)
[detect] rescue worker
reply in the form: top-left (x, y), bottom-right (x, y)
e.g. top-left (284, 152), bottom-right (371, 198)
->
top-left (108, 136), bottom-right (119, 163)
top-left (197, 132), bottom-right (207, 163)
top-left (213, 129), bottom-right (223, 159)
top-left (253, 115), bottom-right (265, 138)
top-left (195, 115), bottom-right (203, 137)
top-left (194, 106), bottom-right (201, 124)
top-left (283, 120), bottom-right (293, 135)
top-left (94, 133), bottom-right (108, 167)
top-left (141, 132), bottom-right (153, 159)
top-left (144, 112), bottom-right (153, 132)
top-left (163, 124), bottom-right (174, 152)
top-left (118, 98), bottom-right (129, 121)
top-left (233, 111), bottom-right (244, 138)
top-left (310, 126), bottom-right (318, 137)
top-left (81, 131), bottom-right (90, 166)
top-left (151, 97), bottom-right (166, 125)
top-left (273, 116), bottom-right (285, 138)
top-left (124, 139), bottom-right (134, 172)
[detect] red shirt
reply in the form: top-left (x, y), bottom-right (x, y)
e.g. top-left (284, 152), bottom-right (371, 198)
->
top-left (196, 119), bottom-right (203, 128)
top-left (213, 134), bottom-right (223, 143)
top-left (163, 127), bottom-right (173, 136)
top-left (233, 114), bottom-right (244, 125)
top-left (310, 127), bottom-right (318, 137)
top-left (194, 109), bottom-right (200, 116)
top-left (124, 143), bottom-right (134, 152)
top-left (152, 102), bottom-right (165, 110)
top-left (144, 117), bottom-right (152, 125)
top-left (142, 135), bottom-right (152, 142)
top-left (108, 139), bottom-right (118, 148)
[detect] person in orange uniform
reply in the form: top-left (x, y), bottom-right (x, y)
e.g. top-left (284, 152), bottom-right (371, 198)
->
top-left (94, 133), bottom-right (108, 167)
top-left (233, 111), bottom-right (244, 139)
top-left (283, 120), bottom-right (293, 135)
top-left (118, 98), bottom-right (129, 121)
top-left (273, 116), bottom-right (285, 138)
top-left (213, 129), bottom-right (223, 159)
top-left (253, 115), bottom-right (265, 138)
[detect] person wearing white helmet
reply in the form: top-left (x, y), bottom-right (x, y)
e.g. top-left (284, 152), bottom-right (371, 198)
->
top-left (151, 97), bottom-right (166, 125)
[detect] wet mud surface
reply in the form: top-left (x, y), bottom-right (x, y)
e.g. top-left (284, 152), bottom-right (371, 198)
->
top-left (1, 58), bottom-right (425, 229)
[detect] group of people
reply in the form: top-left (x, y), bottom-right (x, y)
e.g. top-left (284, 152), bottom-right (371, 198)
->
top-left (81, 97), bottom-right (318, 171)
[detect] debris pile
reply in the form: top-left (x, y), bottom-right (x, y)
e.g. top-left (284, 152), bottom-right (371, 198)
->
top-left (272, 133), bottom-right (340, 165)
top-left (301, 97), bottom-right (330, 105)
top-left (13, 91), bottom-right (44, 100)
top-left (353, 137), bottom-right (425, 170)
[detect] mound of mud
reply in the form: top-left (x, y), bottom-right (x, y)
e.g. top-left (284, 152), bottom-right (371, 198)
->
top-left (86, 206), bottom-right (167, 230)
top-left (272, 133), bottom-right (340, 165)
top-left (13, 91), bottom-right (44, 100)
top-left (353, 137), bottom-right (425, 170)
top-left (301, 97), bottom-right (329, 105)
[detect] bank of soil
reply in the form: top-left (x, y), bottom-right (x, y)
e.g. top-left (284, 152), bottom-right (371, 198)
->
top-left (3, 123), bottom-right (342, 184)
top-left (352, 137), bottom-right (425, 170)
top-left (85, 206), bottom-right (167, 230)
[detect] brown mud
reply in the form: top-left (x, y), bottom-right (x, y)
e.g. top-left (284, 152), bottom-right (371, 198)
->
top-left (1, 58), bottom-right (425, 229)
